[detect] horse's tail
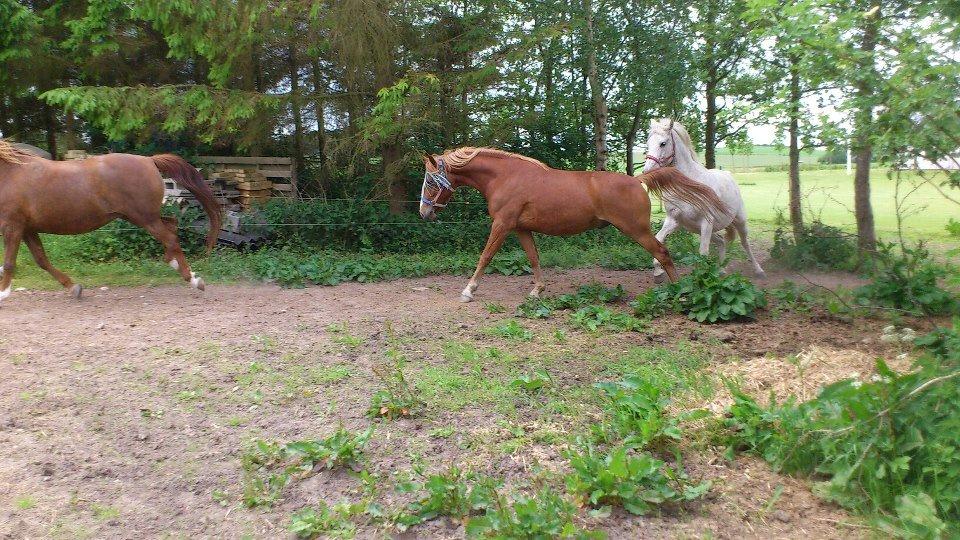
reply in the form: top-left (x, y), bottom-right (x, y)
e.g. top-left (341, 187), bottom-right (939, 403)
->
top-left (151, 154), bottom-right (222, 252)
top-left (640, 167), bottom-right (731, 223)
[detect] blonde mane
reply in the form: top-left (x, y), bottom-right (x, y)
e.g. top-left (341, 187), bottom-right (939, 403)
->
top-left (0, 139), bottom-right (27, 164)
top-left (442, 147), bottom-right (550, 171)
top-left (650, 119), bottom-right (700, 164)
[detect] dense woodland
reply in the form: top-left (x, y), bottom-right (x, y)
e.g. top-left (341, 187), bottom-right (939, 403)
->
top-left (1, 0), bottom-right (959, 251)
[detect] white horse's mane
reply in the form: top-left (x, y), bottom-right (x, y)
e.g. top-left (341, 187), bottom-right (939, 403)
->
top-left (650, 119), bottom-right (700, 164)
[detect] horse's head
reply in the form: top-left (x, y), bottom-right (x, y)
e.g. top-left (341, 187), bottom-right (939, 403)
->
top-left (419, 154), bottom-right (454, 221)
top-left (642, 119), bottom-right (679, 173)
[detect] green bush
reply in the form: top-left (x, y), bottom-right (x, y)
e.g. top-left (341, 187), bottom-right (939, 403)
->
top-left (69, 204), bottom-right (208, 262)
top-left (631, 257), bottom-right (766, 323)
top-left (855, 243), bottom-right (958, 315)
top-left (770, 220), bottom-right (857, 271)
top-left (722, 321), bottom-right (960, 537)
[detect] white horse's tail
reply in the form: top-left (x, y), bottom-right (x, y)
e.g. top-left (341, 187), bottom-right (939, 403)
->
top-left (641, 167), bottom-right (732, 223)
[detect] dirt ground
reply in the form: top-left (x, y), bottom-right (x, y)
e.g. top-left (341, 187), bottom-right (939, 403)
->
top-left (0, 264), bottom-right (923, 539)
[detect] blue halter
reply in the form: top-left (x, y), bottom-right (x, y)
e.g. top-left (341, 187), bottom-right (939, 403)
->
top-left (420, 158), bottom-right (452, 208)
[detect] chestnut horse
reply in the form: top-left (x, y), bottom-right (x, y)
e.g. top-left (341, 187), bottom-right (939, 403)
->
top-left (0, 140), bottom-right (221, 303)
top-left (419, 147), bottom-right (730, 302)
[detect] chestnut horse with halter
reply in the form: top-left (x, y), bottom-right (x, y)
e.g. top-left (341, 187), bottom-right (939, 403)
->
top-left (419, 147), bottom-right (730, 302)
top-left (0, 140), bottom-right (221, 303)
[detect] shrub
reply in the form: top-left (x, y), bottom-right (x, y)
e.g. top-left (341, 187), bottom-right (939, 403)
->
top-left (565, 444), bottom-right (711, 516)
top-left (770, 220), bottom-right (857, 271)
top-left (855, 243), bottom-right (958, 315)
top-left (722, 321), bottom-right (960, 537)
top-left (631, 257), bottom-right (766, 323)
top-left (946, 218), bottom-right (960, 238)
top-left (69, 204), bottom-right (207, 262)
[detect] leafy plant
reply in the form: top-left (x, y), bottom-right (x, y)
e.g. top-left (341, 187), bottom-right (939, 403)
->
top-left (855, 242), bottom-right (957, 315)
top-left (594, 376), bottom-right (691, 451)
top-left (769, 280), bottom-right (815, 315)
top-left (946, 218), bottom-right (960, 238)
top-left (565, 444), bottom-right (711, 516)
top-left (368, 351), bottom-right (424, 419)
top-left (397, 466), bottom-right (498, 527)
top-left (510, 369), bottom-right (552, 393)
top-left (515, 283), bottom-right (626, 320)
top-left (290, 501), bottom-right (361, 539)
top-left (722, 321), bottom-right (960, 536)
top-left (484, 302), bottom-right (506, 314)
top-left (632, 257), bottom-right (766, 323)
top-left (487, 250), bottom-right (532, 276)
top-left (569, 305), bottom-right (646, 332)
top-left (466, 487), bottom-right (602, 539)
top-left (240, 426), bottom-right (374, 508)
top-left (488, 320), bottom-right (534, 341)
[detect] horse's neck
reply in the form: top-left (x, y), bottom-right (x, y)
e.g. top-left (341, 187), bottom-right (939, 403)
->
top-left (450, 157), bottom-right (501, 195)
top-left (672, 145), bottom-right (718, 186)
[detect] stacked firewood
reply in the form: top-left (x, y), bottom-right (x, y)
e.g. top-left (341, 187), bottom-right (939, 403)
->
top-left (209, 168), bottom-right (273, 209)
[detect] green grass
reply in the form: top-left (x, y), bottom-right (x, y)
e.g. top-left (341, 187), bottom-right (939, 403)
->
top-left (735, 168), bottom-right (957, 241)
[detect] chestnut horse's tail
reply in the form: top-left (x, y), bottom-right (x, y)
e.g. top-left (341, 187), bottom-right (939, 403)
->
top-left (151, 154), bottom-right (222, 252)
top-left (640, 167), bottom-right (731, 222)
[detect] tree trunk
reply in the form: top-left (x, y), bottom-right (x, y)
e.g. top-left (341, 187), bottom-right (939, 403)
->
top-left (853, 8), bottom-right (879, 253)
top-left (583, 0), bottom-right (608, 171)
top-left (312, 58), bottom-right (328, 194)
top-left (625, 102), bottom-right (643, 176)
top-left (287, 43), bottom-right (304, 197)
top-left (704, 65), bottom-right (718, 169)
top-left (787, 56), bottom-right (804, 239)
top-left (383, 141), bottom-right (405, 214)
top-left (43, 101), bottom-right (57, 159)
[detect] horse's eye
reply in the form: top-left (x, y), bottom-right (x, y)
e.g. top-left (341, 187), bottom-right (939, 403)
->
top-left (659, 141), bottom-right (667, 148)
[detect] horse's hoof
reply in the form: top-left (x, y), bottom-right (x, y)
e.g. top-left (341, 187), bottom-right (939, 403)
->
top-left (653, 273), bottom-right (666, 284)
top-left (194, 278), bottom-right (206, 292)
top-left (459, 294), bottom-right (473, 303)
top-left (70, 284), bottom-right (83, 299)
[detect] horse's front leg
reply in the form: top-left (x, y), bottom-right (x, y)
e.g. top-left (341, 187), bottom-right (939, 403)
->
top-left (0, 226), bottom-right (23, 302)
top-left (462, 221), bottom-right (510, 302)
top-left (652, 216), bottom-right (679, 283)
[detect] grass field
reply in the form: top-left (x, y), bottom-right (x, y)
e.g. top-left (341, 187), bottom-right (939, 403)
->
top-left (634, 144), bottom-right (830, 170)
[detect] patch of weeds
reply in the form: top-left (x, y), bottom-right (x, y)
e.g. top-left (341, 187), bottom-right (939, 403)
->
top-left (290, 501), bottom-right (362, 539)
top-left (327, 322), bottom-right (364, 348)
top-left (553, 328), bottom-right (567, 342)
top-left (570, 305), bottom-right (646, 333)
top-left (770, 220), bottom-right (857, 271)
top-left (14, 496), bottom-right (36, 510)
top-left (516, 283), bottom-right (625, 320)
top-left (769, 281), bottom-right (816, 315)
top-left (251, 334), bottom-right (278, 351)
top-left (212, 489), bottom-right (231, 507)
top-left (565, 444), bottom-right (710, 516)
top-left (466, 487), bottom-right (602, 539)
top-left (416, 343), bottom-right (516, 413)
top-left (488, 320), bottom-right (534, 341)
top-left (854, 242), bottom-right (958, 316)
top-left (368, 351), bottom-right (424, 420)
top-left (139, 407), bottom-right (164, 419)
top-left (311, 363), bottom-right (351, 384)
top-left (395, 466), bottom-right (498, 528)
top-left (631, 257), bottom-right (766, 323)
top-left (510, 369), bottom-right (552, 393)
top-left (240, 426), bottom-right (374, 508)
top-left (91, 503), bottom-right (120, 521)
top-left (594, 375), bottom-right (705, 451)
top-left (428, 426), bottom-right (455, 439)
top-left (484, 302), bottom-right (506, 314)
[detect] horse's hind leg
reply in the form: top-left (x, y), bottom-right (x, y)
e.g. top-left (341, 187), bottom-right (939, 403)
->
top-left (733, 217), bottom-right (765, 278)
top-left (516, 230), bottom-right (545, 297)
top-left (614, 221), bottom-right (679, 283)
top-left (140, 217), bottom-right (205, 291)
top-left (24, 233), bottom-right (81, 298)
top-left (0, 226), bottom-right (23, 302)
top-left (652, 216), bottom-right (679, 283)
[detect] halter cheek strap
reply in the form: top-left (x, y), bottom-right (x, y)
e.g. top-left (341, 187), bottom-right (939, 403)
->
top-left (645, 120), bottom-right (677, 169)
top-left (421, 158), bottom-right (452, 208)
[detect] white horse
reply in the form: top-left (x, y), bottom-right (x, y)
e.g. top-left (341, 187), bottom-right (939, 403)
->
top-left (642, 119), bottom-right (765, 281)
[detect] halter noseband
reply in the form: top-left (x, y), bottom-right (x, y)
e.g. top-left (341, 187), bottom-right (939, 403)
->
top-left (645, 120), bottom-right (676, 169)
top-left (421, 158), bottom-right (452, 208)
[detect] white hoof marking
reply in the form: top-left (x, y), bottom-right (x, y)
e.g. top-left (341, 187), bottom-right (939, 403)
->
top-left (169, 259), bottom-right (180, 271)
top-left (0, 287), bottom-right (10, 301)
top-left (190, 272), bottom-right (205, 290)
top-left (459, 294), bottom-right (473, 303)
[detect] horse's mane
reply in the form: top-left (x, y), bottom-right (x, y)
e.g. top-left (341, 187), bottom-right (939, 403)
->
top-left (650, 119), bottom-right (699, 164)
top-left (0, 139), bottom-right (27, 164)
top-left (442, 147), bottom-right (550, 171)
